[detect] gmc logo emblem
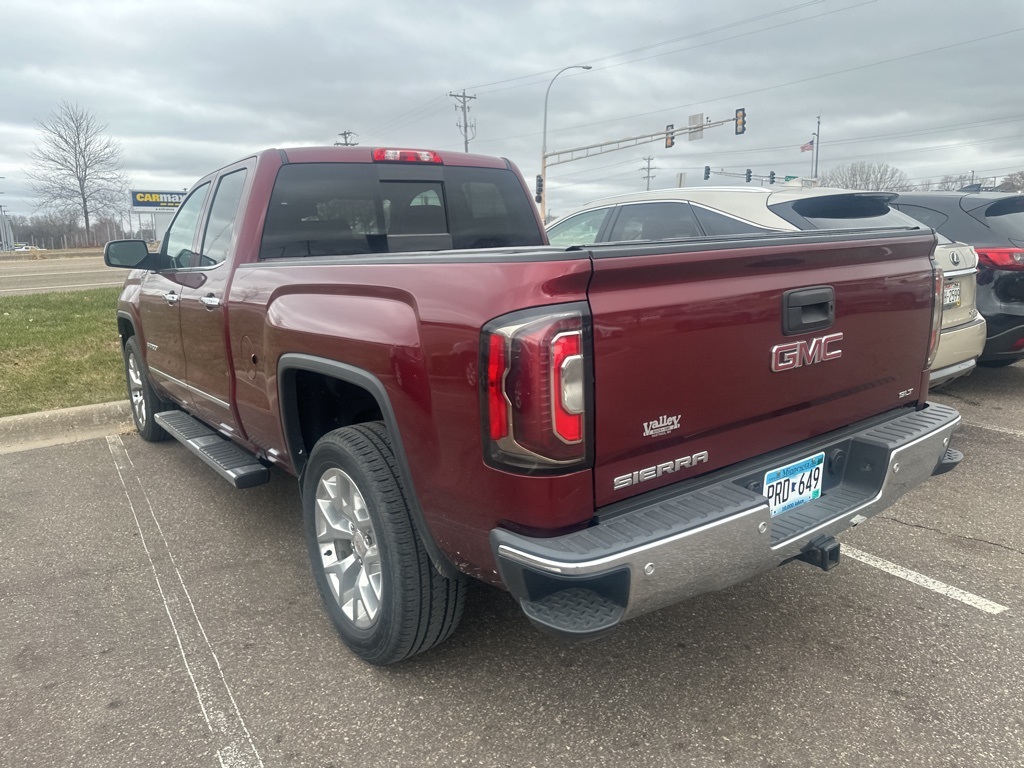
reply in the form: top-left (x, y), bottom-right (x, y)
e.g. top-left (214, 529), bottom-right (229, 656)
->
top-left (771, 332), bottom-right (844, 372)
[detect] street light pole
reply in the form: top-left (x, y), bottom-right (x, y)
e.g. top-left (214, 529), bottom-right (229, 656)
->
top-left (541, 64), bottom-right (591, 222)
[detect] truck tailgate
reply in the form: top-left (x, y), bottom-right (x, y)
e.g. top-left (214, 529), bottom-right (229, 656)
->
top-left (586, 229), bottom-right (937, 507)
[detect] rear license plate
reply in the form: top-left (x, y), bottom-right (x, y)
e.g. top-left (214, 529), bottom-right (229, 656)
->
top-left (943, 281), bottom-right (961, 308)
top-left (763, 452), bottom-right (824, 516)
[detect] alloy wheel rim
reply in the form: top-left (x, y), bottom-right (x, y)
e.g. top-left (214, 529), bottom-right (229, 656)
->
top-left (127, 352), bottom-right (147, 427)
top-left (315, 467), bottom-right (382, 630)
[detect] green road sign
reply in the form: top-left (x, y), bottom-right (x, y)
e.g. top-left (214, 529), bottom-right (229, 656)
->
top-left (784, 175), bottom-right (798, 182)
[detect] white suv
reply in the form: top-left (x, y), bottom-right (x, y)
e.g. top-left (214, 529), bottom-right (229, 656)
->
top-left (547, 187), bottom-right (986, 387)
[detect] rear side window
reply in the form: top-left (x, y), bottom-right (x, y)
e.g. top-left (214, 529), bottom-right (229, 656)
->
top-left (259, 163), bottom-right (540, 258)
top-left (981, 197), bottom-right (1024, 243)
top-left (771, 195), bottom-right (924, 231)
top-left (891, 203), bottom-right (948, 231)
top-left (607, 202), bottom-right (702, 241)
top-left (692, 204), bottom-right (771, 236)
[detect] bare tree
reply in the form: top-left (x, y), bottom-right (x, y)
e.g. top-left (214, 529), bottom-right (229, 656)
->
top-left (27, 101), bottom-right (127, 245)
top-left (934, 173), bottom-right (973, 191)
top-left (819, 161), bottom-right (910, 191)
top-left (998, 170), bottom-right (1024, 192)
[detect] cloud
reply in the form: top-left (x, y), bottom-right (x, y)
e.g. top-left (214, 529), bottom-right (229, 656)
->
top-left (1, 0), bottom-right (1021, 220)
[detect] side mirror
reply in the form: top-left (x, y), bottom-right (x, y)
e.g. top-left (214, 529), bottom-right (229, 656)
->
top-left (104, 239), bottom-right (152, 269)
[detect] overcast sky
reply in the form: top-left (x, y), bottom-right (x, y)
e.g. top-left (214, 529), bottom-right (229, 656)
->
top-left (1, 0), bottom-right (1022, 220)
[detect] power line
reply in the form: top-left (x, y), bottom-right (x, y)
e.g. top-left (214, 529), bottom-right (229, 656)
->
top-left (473, 26), bottom-right (1024, 147)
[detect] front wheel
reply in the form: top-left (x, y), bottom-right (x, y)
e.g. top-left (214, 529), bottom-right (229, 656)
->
top-left (123, 336), bottom-right (172, 442)
top-left (303, 422), bottom-right (466, 665)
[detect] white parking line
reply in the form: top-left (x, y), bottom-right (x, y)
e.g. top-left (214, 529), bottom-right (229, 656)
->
top-left (844, 546), bottom-right (1009, 615)
top-left (107, 435), bottom-right (264, 767)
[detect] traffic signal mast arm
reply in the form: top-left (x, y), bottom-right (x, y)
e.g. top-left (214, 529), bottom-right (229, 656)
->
top-left (707, 169), bottom-right (777, 184)
top-left (544, 115), bottom-right (738, 168)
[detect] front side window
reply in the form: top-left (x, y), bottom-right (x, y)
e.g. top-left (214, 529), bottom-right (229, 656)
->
top-left (198, 169), bottom-right (248, 266)
top-left (607, 202), bottom-right (702, 242)
top-left (547, 208), bottom-right (611, 247)
top-left (164, 183), bottom-right (211, 268)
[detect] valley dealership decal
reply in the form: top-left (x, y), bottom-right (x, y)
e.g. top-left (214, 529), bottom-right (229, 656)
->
top-left (643, 414), bottom-right (681, 438)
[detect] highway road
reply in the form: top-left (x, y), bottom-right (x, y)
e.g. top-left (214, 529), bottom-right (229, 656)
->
top-left (0, 253), bottom-right (124, 296)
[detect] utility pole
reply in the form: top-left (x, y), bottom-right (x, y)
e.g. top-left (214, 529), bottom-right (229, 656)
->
top-left (449, 90), bottom-right (477, 152)
top-left (640, 156), bottom-right (658, 190)
top-left (334, 131), bottom-right (359, 146)
top-left (812, 114), bottom-right (821, 179)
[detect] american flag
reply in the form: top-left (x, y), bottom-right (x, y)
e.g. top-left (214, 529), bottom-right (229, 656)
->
top-left (800, 138), bottom-right (815, 152)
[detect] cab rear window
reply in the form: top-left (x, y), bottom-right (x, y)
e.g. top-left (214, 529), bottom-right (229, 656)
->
top-left (258, 163), bottom-right (541, 259)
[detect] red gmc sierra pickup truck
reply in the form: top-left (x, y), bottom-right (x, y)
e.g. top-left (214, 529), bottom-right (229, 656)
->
top-left (104, 146), bottom-right (962, 664)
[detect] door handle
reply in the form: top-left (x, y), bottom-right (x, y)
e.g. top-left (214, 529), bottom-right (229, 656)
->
top-left (163, 292), bottom-right (180, 305)
top-left (200, 294), bottom-right (222, 309)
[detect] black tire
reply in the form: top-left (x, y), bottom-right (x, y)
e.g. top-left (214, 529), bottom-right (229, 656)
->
top-left (978, 358), bottom-right (1019, 368)
top-left (123, 336), bottom-right (173, 442)
top-left (303, 422), bottom-right (466, 665)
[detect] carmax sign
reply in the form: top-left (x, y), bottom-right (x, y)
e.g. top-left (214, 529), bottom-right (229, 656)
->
top-left (131, 190), bottom-right (185, 211)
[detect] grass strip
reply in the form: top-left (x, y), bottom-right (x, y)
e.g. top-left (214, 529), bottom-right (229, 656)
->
top-left (0, 287), bottom-right (124, 417)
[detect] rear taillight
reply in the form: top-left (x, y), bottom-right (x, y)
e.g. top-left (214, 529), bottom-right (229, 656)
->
top-left (372, 148), bottom-right (443, 164)
top-left (975, 248), bottom-right (1024, 270)
top-left (481, 304), bottom-right (591, 473)
top-left (926, 264), bottom-right (943, 370)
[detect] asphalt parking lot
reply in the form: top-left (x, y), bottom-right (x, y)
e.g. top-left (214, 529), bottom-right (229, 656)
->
top-left (2, 367), bottom-right (1022, 767)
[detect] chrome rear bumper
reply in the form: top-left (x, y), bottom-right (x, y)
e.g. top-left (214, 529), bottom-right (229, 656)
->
top-left (492, 403), bottom-right (962, 638)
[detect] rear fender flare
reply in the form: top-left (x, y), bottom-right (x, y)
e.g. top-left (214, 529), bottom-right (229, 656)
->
top-left (277, 353), bottom-right (459, 578)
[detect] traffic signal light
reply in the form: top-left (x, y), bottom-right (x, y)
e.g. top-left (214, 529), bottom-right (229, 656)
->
top-left (745, 168), bottom-right (752, 183)
top-left (703, 165), bottom-right (711, 181)
top-left (735, 107), bottom-right (747, 135)
top-left (769, 171), bottom-right (776, 185)
top-left (535, 174), bottom-right (543, 203)
top-left (665, 124), bottom-right (675, 149)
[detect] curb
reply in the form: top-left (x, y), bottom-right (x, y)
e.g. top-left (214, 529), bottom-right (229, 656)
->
top-left (0, 401), bottom-right (133, 455)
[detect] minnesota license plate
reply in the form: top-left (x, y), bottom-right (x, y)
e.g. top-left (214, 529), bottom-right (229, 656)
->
top-left (943, 281), bottom-right (961, 308)
top-left (763, 452), bottom-right (825, 516)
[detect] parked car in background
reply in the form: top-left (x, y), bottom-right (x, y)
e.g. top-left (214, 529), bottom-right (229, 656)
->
top-left (889, 192), bottom-right (1024, 367)
top-left (547, 187), bottom-right (986, 386)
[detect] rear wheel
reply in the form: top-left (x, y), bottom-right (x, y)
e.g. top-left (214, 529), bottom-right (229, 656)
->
top-left (123, 336), bottom-right (172, 442)
top-left (303, 422), bottom-right (466, 665)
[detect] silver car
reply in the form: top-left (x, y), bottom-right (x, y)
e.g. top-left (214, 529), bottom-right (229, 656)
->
top-left (547, 187), bottom-right (986, 386)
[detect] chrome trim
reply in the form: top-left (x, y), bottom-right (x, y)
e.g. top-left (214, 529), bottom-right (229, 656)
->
top-left (200, 294), bottom-right (222, 308)
top-left (497, 406), bottom-right (960, 622)
top-left (942, 267), bottom-right (979, 278)
top-left (148, 367), bottom-right (231, 410)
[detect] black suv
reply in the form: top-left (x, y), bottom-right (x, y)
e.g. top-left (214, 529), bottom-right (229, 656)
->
top-left (890, 192), bottom-right (1024, 366)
